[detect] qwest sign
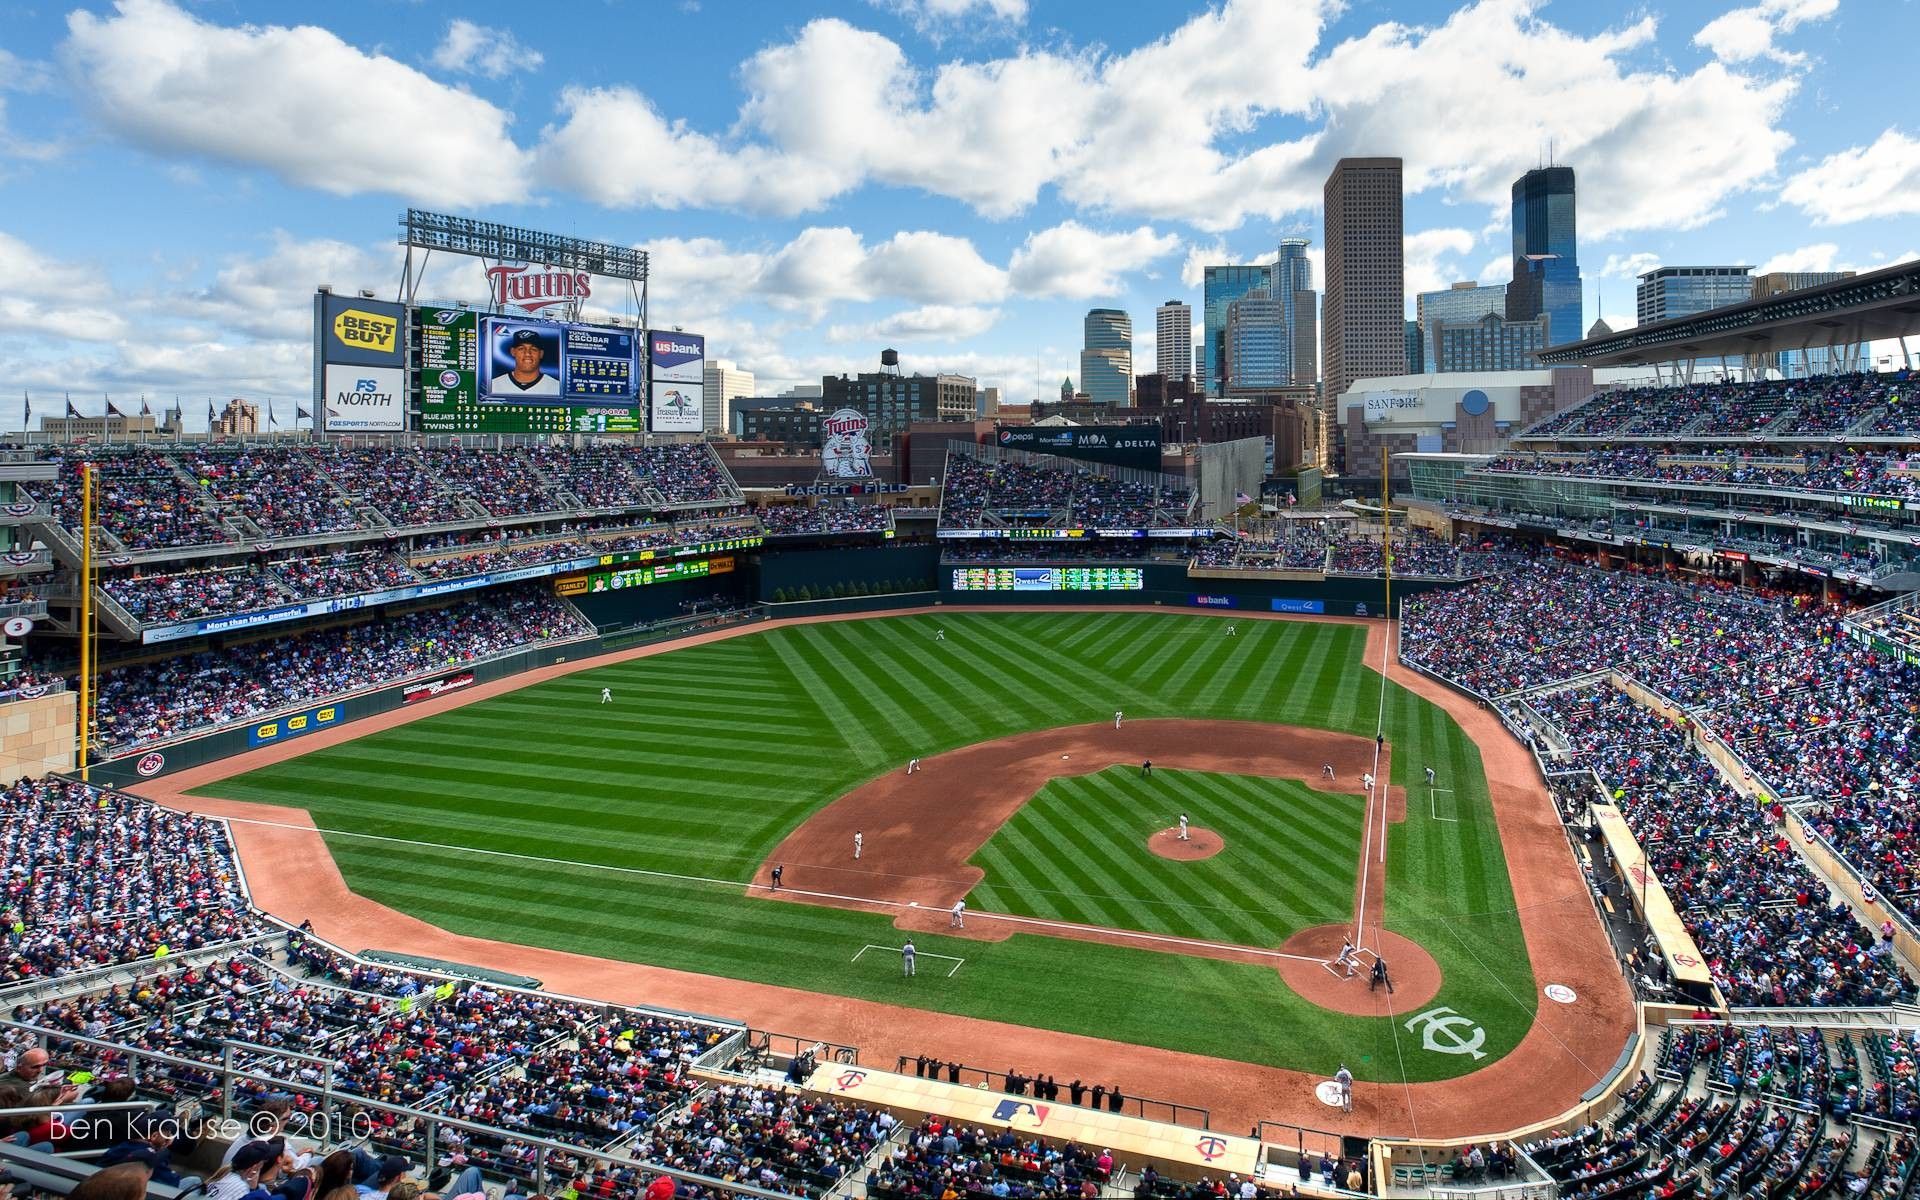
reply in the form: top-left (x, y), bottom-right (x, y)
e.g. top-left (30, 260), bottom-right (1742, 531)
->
top-left (486, 264), bottom-right (592, 312)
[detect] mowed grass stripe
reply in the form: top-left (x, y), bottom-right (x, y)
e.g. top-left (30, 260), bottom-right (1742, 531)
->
top-left (762, 630), bottom-right (892, 769)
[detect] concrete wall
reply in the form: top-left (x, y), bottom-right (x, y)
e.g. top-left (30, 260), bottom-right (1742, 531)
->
top-left (0, 690), bottom-right (76, 784)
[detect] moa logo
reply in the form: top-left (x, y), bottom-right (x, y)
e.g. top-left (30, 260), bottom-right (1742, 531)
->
top-left (332, 308), bottom-right (396, 352)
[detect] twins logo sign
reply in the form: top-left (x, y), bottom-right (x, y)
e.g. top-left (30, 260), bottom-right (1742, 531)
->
top-left (1404, 1007), bottom-right (1487, 1059)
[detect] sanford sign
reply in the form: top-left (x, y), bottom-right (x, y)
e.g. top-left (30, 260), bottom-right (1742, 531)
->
top-left (486, 264), bottom-right (592, 312)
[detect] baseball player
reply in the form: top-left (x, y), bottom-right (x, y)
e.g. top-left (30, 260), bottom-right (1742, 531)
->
top-left (935, 629), bottom-right (945, 641)
top-left (1425, 765), bottom-right (1437, 785)
top-left (1141, 760), bottom-right (1152, 777)
top-left (950, 900), bottom-right (966, 929)
top-left (1226, 624), bottom-right (1236, 636)
top-left (1178, 813), bottom-right (1190, 841)
top-left (1114, 710), bottom-right (1123, 730)
top-left (1334, 1065), bottom-right (1353, 1112)
top-left (854, 831), bottom-right (863, 859)
top-left (1336, 938), bottom-right (1358, 977)
top-left (907, 758), bottom-right (919, 775)
top-left (601, 687), bottom-right (612, 704)
top-left (902, 940), bottom-right (917, 976)
top-left (492, 328), bottom-right (561, 396)
top-left (1361, 771), bottom-right (1375, 793)
top-left (770, 864), bottom-right (784, 891)
top-left (1322, 763), bottom-right (1335, 781)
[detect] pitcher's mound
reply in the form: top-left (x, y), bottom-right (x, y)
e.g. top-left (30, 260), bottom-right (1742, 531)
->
top-left (1149, 827), bottom-right (1223, 860)
top-left (1276, 925), bottom-right (1443, 1015)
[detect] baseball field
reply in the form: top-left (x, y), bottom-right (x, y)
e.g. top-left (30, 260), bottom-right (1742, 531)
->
top-left (194, 610), bottom-right (1541, 1083)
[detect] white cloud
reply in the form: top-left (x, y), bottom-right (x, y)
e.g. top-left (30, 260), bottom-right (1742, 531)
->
top-left (1181, 242), bottom-right (1229, 289)
top-left (1755, 243), bottom-right (1842, 274)
top-left (1779, 129), bottom-right (1920, 224)
top-left (827, 304), bottom-right (1001, 343)
top-left (1600, 252), bottom-right (1663, 280)
top-left (1693, 0), bottom-right (1836, 64)
top-left (430, 19), bottom-right (545, 79)
top-left (1006, 222), bottom-right (1180, 299)
top-left (873, 0), bottom-right (1028, 32)
top-left (1403, 228), bottom-right (1477, 302)
top-left (63, 0), bottom-right (532, 205)
top-left (0, 231), bottom-right (124, 341)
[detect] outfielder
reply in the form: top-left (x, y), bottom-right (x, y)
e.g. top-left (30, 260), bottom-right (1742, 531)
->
top-left (935, 629), bottom-right (945, 641)
top-left (1226, 624), bottom-right (1236, 636)
top-left (601, 687), bottom-right (612, 704)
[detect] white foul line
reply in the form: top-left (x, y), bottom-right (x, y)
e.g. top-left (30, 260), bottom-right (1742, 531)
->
top-left (215, 814), bottom-right (1331, 966)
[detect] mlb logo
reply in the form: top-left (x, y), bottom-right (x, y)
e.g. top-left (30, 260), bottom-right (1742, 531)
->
top-left (991, 1099), bottom-right (1048, 1126)
top-left (357, 378), bottom-right (377, 392)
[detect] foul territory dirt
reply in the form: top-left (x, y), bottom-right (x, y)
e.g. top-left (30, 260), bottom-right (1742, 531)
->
top-left (136, 606), bottom-right (1636, 1140)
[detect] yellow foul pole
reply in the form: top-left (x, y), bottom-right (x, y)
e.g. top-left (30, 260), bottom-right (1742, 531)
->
top-left (1381, 446), bottom-right (1392, 621)
top-left (78, 465), bottom-right (92, 781)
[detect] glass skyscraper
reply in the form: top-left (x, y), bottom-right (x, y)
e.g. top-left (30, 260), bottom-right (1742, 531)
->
top-left (1507, 167), bottom-right (1582, 347)
top-left (1203, 265), bottom-right (1270, 396)
top-left (1080, 308), bottom-right (1133, 405)
top-left (1225, 289), bottom-right (1287, 387)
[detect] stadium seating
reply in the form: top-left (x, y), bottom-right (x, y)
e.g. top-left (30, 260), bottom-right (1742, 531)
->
top-left (88, 584), bottom-right (593, 751)
top-left (939, 453), bottom-right (1189, 530)
top-left (760, 505), bottom-right (893, 536)
top-left (1520, 373), bottom-right (1916, 439)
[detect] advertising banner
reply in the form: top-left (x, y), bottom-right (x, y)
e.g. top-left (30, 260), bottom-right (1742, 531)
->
top-left (403, 671), bottom-right (477, 706)
top-left (949, 566), bottom-right (1144, 591)
top-left (1362, 391), bottom-right (1422, 423)
top-left (247, 703), bottom-right (342, 748)
top-left (317, 294), bottom-right (404, 368)
top-left (417, 307), bottom-right (641, 434)
top-left (649, 380), bottom-right (704, 433)
top-left (650, 331), bottom-right (705, 383)
top-left (994, 424), bottom-right (1161, 472)
top-left (322, 365), bottom-right (406, 432)
top-left (1271, 598), bottom-right (1326, 614)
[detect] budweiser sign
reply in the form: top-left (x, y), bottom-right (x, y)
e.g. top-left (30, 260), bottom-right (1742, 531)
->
top-left (486, 264), bottom-right (591, 312)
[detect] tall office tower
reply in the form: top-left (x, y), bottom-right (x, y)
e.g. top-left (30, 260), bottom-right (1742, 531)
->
top-left (1080, 308), bottom-right (1134, 405)
top-left (1274, 238), bottom-right (1318, 387)
top-left (1322, 157), bottom-right (1406, 468)
top-left (1155, 300), bottom-right (1193, 381)
top-left (1203, 265), bottom-right (1271, 395)
top-left (1417, 282), bottom-right (1506, 370)
top-left (1636, 265), bottom-right (1754, 324)
top-left (1507, 166), bottom-right (1583, 346)
top-left (1225, 289), bottom-right (1288, 387)
top-left (703, 359), bottom-right (755, 434)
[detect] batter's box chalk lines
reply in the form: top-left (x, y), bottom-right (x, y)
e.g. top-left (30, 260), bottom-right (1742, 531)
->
top-left (852, 944), bottom-right (966, 976)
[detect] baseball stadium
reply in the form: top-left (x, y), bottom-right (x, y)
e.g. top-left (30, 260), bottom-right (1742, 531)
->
top-left (2, 221), bottom-right (1918, 1200)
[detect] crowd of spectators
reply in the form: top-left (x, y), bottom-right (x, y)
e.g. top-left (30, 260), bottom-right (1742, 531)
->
top-left (88, 585), bottom-right (593, 751)
top-left (939, 454), bottom-right (1187, 530)
top-left (1480, 445), bottom-right (1920, 502)
top-left (29, 443), bottom-right (744, 550)
top-left (1, 776), bottom-right (263, 983)
top-left (1193, 523), bottom-right (1489, 577)
top-left (1404, 556), bottom-right (1920, 999)
top-left (870, 1116), bottom-right (1113, 1200)
top-left (1522, 373), bottom-right (1914, 439)
top-left (760, 505), bottom-right (893, 537)
top-left (626, 1082), bottom-right (885, 1194)
top-left (105, 565), bottom-right (284, 624)
top-left (411, 520), bottom-right (758, 582)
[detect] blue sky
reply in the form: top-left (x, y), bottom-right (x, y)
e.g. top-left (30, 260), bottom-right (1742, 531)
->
top-left (0, 0), bottom-right (1915, 429)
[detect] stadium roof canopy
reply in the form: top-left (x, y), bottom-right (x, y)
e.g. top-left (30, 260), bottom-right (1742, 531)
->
top-left (1537, 259), bottom-right (1920, 368)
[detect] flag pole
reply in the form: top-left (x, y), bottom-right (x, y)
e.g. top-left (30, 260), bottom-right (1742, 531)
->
top-left (78, 465), bottom-right (94, 783)
top-left (1381, 446), bottom-right (1391, 621)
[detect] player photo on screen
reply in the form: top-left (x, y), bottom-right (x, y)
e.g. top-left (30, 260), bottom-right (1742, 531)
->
top-left (487, 325), bottom-right (562, 398)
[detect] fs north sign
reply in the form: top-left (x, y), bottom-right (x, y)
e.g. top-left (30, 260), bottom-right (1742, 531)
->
top-left (486, 264), bottom-right (592, 313)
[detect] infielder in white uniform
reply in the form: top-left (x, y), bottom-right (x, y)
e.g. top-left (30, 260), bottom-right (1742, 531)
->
top-left (854, 831), bottom-right (863, 859)
top-left (1178, 813), bottom-right (1190, 841)
top-left (1114, 710), bottom-right (1123, 730)
top-left (950, 900), bottom-right (966, 928)
top-left (907, 758), bottom-right (919, 774)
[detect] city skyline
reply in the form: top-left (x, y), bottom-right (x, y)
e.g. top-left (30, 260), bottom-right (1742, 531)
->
top-left (0, 0), bottom-right (1914, 427)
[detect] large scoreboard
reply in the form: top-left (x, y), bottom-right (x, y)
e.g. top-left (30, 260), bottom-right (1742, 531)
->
top-left (949, 566), bottom-right (1145, 592)
top-left (414, 307), bottom-right (645, 434)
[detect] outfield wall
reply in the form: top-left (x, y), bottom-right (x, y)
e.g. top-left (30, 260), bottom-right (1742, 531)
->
top-left (760, 544), bottom-right (941, 602)
top-left (84, 638), bottom-right (601, 787)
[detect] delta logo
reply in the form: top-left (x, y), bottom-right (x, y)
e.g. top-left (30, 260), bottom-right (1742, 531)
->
top-left (332, 308), bottom-right (397, 353)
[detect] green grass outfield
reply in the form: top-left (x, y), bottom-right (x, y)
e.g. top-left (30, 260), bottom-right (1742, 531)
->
top-left (203, 611), bottom-right (1537, 1082)
top-left (968, 767), bottom-right (1365, 946)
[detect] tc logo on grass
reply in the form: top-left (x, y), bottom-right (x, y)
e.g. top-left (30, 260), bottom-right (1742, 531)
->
top-left (991, 1099), bottom-right (1049, 1127)
top-left (1404, 1007), bottom-right (1487, 1059)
